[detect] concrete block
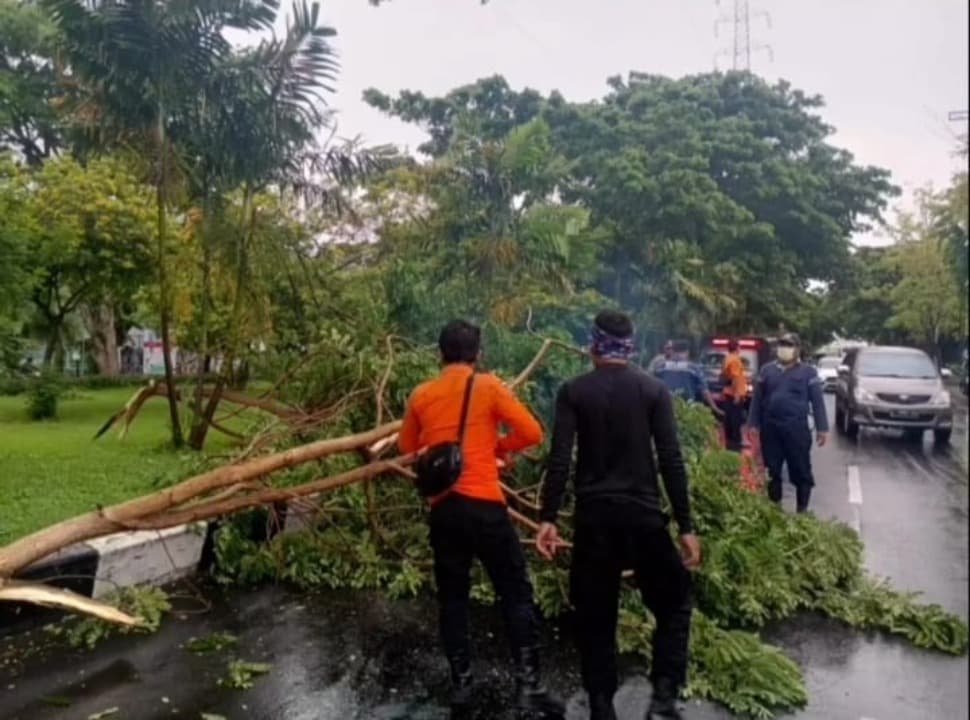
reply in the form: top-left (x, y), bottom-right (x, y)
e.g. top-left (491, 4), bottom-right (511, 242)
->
top-left (88, 523), bottom-right (207, 599)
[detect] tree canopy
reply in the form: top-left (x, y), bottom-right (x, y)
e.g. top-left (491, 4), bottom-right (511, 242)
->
top-left (365, 73), bottom-right (899, 342)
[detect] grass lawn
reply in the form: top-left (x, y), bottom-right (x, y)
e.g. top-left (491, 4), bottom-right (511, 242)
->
top-left (0, 387), bottom-right (243, 545)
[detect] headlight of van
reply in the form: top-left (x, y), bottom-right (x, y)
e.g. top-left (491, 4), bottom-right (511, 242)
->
top-left (929, 390), bottom-right (951, 407)
top-left (854, 387), bottom-right (877, 403)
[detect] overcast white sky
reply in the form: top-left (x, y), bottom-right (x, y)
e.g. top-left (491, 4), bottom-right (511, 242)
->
top-left (283, 0), bottom-right (970, 245)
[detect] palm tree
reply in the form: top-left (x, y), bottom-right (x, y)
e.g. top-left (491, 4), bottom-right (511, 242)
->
top-left (185, 4), bottom-right (388, 447)
top-left (43, 0), bottom-right (278, 447)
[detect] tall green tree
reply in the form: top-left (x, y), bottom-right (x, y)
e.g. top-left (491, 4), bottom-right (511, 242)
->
top-left (373, 116), bottom-right (601, 338)
top-left (0, 0), bottom-right (62, 164)
top-left (886, 198), bottom-right (964, 363)
top-left (179, 1), bottom-right (340, 449)
top-left (0, 153), bottom-right (31, 314)
top-left (20, 155), bottom-right (154, 368)
top-left (43, 0), bottom-right (279, 446)
top-left (367, 73), bottom-right (898, 343)
top-left (932, 141), bottom-right (968, 334)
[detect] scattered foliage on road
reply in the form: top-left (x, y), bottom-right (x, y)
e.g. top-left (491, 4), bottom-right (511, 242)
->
top-left (208, 400), bottom-right (967, 718)
top-left (47, 586), bottom-right (171, 650)
top-left (184, 632), bottom-right (239, 655)
top-left (219, 660), bottom-right (272, 690)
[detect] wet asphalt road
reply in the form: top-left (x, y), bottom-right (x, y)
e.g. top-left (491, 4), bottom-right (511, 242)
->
top-left (0, 394), bottom-right (967, 720)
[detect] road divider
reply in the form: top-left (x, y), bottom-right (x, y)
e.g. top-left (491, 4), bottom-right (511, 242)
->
top-left (848, 464), bottom-right (863, 533)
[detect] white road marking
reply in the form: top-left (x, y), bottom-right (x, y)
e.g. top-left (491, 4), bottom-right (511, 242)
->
top-left (848, 465), bottom-right (863, 505)
top-left (847, 465), bottom-right (863, 533)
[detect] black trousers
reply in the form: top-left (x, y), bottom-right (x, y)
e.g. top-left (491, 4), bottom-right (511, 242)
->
top-left (722, 399), bottom-right (745, 452)
top-left (429, 494), bottom-right (539, 663)
top-left (570, 501), bottom-right (693, 697)
top-left (761, 422), bottom-right (814, 511)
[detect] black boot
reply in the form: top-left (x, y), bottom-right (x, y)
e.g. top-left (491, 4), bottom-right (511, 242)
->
top-left (514, 646), bottom-right (565, 719)
top-left (795, 485), bottom-right (812, 513)
top-left (589, 692), bottom-right (618, 720)
top-left (646, 678), bottom-right (683, 720)
top-left (449, 655), bottom-right (474, 716)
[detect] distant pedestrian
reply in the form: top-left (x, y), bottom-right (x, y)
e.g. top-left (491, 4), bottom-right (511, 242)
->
top-left (655, 340), bottom-right (724, 418)
top-left (747, 332), bottom-right (828, 513)
top-left (647, 341), bottom-right (674, 374)
top-left (537, 310), bottom-right (699, 720)
top-left (720, 339), bottom-right (748, 451)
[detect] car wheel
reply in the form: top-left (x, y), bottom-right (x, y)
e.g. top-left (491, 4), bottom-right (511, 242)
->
top-left (934, 429), bottom-right (952, 445)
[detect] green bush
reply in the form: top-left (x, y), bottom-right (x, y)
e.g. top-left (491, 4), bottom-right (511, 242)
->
top-left (26, 370), bottom-right (63, 420)
top-left (0, 373), bottom-right (28, 396)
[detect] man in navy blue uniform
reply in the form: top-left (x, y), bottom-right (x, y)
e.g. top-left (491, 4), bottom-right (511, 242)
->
top-left (654, 340), bottom-right (723, 417)
top-left (747, 333), bottom-right (828, 513)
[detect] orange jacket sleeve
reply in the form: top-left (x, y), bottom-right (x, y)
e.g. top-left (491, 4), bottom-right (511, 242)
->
top-left (398, 392), bottom-right (422, 455)
top-left (492, 379), bottom-right (544, 454)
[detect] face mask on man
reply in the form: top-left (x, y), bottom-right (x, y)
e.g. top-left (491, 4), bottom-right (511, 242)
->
top-left (777, 345), bottom-right (797, 364)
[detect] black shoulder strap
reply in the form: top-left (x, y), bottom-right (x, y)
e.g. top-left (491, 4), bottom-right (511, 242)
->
top-left (456, 373), bottom-right (476, 446)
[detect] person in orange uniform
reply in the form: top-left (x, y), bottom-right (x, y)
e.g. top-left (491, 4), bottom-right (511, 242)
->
top-left (399, 320), bottom-right (564, 720)
top-left (720, 339), bottom-right (749, 452)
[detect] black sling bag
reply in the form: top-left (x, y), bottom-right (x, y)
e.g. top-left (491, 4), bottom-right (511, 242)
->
top-left (414, 373), bottom-right (476, 498)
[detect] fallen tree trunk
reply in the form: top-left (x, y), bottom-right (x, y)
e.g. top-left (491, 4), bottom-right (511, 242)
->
top-left (95, 382), bottom-right (306, 442)
top-left (0, 580), bottom-right (138, 626)
top-left (0, 335), bottom-right (578, 624)
top-left (0, 421), bottom-right (402, 578)
top-left (123, 455), bottom-right (417, 531)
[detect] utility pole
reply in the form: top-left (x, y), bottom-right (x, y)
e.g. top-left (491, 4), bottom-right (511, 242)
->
top-left (715, 0), bottom-right (773, 72)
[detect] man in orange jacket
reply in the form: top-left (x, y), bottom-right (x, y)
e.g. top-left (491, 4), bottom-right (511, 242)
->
top-left (720, 339), bottom-right (749, 451)
top-left (399, 320), bottom-right (564, 719)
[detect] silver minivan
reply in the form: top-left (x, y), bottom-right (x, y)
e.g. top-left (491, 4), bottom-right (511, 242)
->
top-left (834, 346), bottom-right (954, 443)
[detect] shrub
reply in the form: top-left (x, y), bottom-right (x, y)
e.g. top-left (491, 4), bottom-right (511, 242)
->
top-left (0, 373), bottom-right (28, 396)
top-left (26, 370), bottom-right (63, 420)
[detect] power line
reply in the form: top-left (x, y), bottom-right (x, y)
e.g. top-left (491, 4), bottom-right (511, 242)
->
top-left (714, 0), bottom-right (773, 71)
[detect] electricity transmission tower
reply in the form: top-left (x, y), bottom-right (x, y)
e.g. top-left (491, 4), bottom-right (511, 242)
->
top-left (715, 0), bottom-right (773, 71)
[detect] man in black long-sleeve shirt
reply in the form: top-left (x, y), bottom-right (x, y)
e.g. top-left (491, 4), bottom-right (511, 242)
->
top-left (536, 310), bottom-right (700, 720)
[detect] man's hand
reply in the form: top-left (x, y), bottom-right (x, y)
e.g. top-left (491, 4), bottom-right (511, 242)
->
top-left (535, 522), bottom-right (562, 561)
top-left (679, 533), bottom-right (702, 570)
top-left (816, 431), bottom-right (828, 447)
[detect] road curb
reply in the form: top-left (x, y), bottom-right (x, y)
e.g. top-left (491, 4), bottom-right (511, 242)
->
top-left (0, 496), bottom-right (316, 636)
top-left (86, 523), bottom-right (208, 599)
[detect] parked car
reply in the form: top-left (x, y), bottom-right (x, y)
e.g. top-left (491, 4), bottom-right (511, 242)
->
top-left (815, 355), bottom-right (841, 393)
top-left (834, 346), bottom-right (954, 443)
